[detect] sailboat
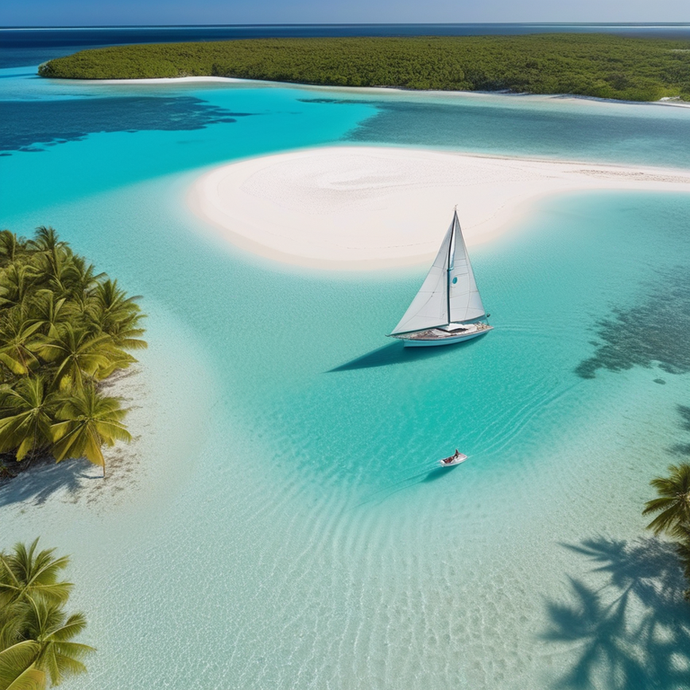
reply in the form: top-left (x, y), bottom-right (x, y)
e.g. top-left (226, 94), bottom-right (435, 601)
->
top-left (389, 210), bottom-right (492, 347)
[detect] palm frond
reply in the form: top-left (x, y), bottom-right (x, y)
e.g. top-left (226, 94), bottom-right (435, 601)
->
top-left (0, 641), bottom-right (40, 686)
top-left (3, 665), bottom-right (45, 690)
top-left (51, 652), bottom-right (88, 677)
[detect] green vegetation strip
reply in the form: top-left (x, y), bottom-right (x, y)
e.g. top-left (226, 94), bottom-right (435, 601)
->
top-left (39, 34), bottom-right (690, 101)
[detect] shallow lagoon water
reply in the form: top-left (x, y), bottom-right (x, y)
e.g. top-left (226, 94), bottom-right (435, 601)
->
top-left (1, 64), bottom-right (690, 689)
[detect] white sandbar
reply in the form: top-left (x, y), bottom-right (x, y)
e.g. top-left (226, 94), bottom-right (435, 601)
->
top-left (187, 146), bottom-right (690, 270)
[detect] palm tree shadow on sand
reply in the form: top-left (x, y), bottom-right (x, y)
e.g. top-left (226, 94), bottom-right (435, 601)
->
top-left (0, 456), bottom-right (97, 508)
top-left (542, 536), bottom-right (690, 689)
top-left (329, 338), bottom-right (482, 372)
top-left (671, 405), bottom-right (690, 458)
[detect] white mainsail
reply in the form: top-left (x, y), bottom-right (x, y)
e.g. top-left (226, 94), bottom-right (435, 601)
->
top-left (391, 211), bottom-right (485, 335)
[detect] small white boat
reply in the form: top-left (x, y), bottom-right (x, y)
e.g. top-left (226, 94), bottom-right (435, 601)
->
top-left (439, 450), bottom-right (468, 467)
top-left (389, 209), bottom-right (492, 347)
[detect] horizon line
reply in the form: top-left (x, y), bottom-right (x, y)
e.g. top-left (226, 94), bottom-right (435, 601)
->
top-left (3, 22), bottom-right (690, 30)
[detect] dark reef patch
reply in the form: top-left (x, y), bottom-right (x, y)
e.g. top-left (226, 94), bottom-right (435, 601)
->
top-left (0, 96), bottom-right (253, 154)
top-left (576, 268), bottom-right (690, 379)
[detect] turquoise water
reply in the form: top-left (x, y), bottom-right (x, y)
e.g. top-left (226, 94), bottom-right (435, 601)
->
top-left (2, 68), bottom-right (690, 689)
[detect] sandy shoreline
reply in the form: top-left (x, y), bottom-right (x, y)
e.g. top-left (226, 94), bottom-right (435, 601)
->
top-left (187, 146), bottom-right (690, 270)
top-left (77, 76), bottom-right (249, 86)
top-left (85, 75), bottom-right (690, 108)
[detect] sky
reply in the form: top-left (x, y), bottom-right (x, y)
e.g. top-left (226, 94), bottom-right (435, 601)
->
top-left (1, 0), bottom-right (688, 27)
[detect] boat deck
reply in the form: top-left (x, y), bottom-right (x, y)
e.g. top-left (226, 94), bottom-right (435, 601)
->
top-left (405, 322), bottom-right (492, 341)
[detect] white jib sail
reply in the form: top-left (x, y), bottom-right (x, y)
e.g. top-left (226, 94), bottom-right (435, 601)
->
top-left (391, 211), bottom-right (485, 335)
top-left (448, 213), bottom-right (486, 323)
top-left (390, 218), bottom-right (454, 335)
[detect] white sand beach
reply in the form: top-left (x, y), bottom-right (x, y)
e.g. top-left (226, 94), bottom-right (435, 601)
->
top-left (188, 146), bottom-right (690, 269)
top-left (87, 76), bottom-right (250, 85)
top-left (93, 76), bottom-right (690, 109)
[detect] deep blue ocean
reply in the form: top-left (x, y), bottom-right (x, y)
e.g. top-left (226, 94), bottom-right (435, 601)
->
top-left (1, 26), bottom-right (690, 690)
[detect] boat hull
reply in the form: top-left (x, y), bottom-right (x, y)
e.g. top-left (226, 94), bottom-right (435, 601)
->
top-left (401, 326), bottom-right (492, 347)
top-left (439, 453), bottom-right (468, 467)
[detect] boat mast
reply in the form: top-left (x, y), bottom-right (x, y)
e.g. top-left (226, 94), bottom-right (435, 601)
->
top-left (446, 210), bottom-right (456, 325)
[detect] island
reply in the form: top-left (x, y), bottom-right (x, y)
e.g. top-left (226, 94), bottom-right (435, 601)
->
top-left (38, 34), bottom-right (690, 102)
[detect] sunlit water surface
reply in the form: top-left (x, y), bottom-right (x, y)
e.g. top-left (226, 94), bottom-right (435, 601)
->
top-left (1, 65), bottom-right (690, 690)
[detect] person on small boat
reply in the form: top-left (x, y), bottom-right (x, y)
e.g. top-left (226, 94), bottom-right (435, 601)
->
top-left (443, 450), bottom-right (460, 465)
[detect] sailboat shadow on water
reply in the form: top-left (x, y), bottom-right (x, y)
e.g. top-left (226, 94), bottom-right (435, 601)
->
top-left (328, 336), bottom-right (483, 372)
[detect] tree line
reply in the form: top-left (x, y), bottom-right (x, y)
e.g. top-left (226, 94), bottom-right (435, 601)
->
top-left (0, 227), bottom-right (145, 479)
top-left (39, 34), bottom-right (690, 102)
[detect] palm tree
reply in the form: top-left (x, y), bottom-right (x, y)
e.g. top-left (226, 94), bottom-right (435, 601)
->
top-left (0, 639), bottom-right (45, 690)
top-left (61, 257), bottom-right (104, 311)
top-left (87, 280), bottom-right (146, 350)
top-left (0, 602), bottom-right (94, 689)
top-left (26, 227), bottom-right (64, 257)
top-left (0, 596), bottom-right (29, 653)
top-left (22, 602), bottom-right (93, 687)
top-left (0, 541), bottom-right (92, 689)
top-left (51, 386), bottom-right (131, 477)
top-left (0, 265), bottom-right (40, 313)
top-left (29, 293), bottom-right (70, 341)
top-left (0, 378), bottom-right (60, 461)
top-left (0, 231), bottom-right (26, 268)
top-left (0, 540), bottom-right (71, 610)
top-left (30, 325), bottom-right (113, 392)
top-left (643, 463), bottom-right (690, 538)
top-left (27, 228), bottom-right (68, 287)
top-left (34, 251), bottom-right (72, 302)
